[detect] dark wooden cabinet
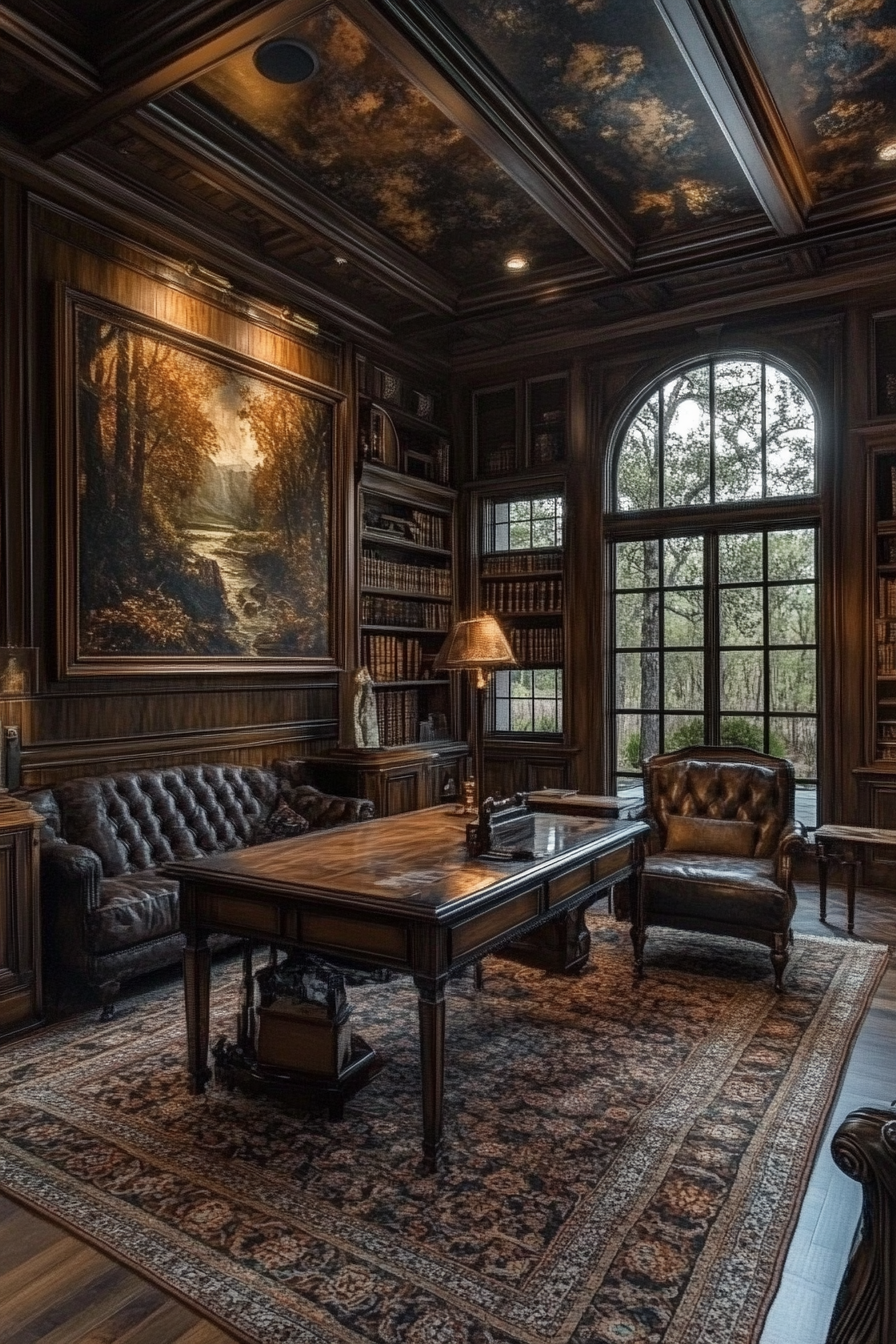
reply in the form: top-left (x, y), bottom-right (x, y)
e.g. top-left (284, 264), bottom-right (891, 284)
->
top-left (473, 374), bottom-right (567, 478)
top-left (0, 796), bottom-right (43, 1041)
top-left (308, 742), bottom-right (468, 817)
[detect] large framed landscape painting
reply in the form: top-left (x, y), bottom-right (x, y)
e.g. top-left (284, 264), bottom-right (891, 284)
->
top-left (58, 293), bottom-right (337, 675)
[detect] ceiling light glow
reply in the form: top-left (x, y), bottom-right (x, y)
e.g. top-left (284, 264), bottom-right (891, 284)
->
top-left (878, 140), bottom-right (896, 161)
top-left (504, 254), bottom-right (529, 272)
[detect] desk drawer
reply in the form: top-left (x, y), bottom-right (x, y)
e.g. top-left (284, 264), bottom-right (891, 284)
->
top-left (593, 846), bottom-right (633, 884)
top-left (548, 861), bottom-right (593, 907)
top-left (196, 893), bottom-right (279, 936)
top-left (451, 887), bottom-right (541, 958)
top-left (301, 911), bottom-right (408, 962)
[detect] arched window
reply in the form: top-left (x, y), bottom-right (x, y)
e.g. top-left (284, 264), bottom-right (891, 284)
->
top-left (616, 357), bottom-right (816, 511)
top-left (608, 356), bottom-right (819, 826)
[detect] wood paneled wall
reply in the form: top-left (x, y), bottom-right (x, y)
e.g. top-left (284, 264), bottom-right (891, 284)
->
top-left (1, 187), bottom-right (351, 787)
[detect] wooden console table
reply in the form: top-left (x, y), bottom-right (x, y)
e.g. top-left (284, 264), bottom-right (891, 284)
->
top-left (814, 823), bottom-right (896, 933)
top-left (167, 805), bottom-right (647, 1172)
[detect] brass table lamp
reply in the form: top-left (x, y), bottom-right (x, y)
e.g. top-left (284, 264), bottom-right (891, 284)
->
top-left (433, 613), bottom-right (517, 813)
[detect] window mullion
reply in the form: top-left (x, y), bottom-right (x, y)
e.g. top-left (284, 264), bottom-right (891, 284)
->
top-left (709, 360), bottom-right (716, 506)
top-left (763, 529), bottom-right (771, 752)
top-left (705, 532), bottom-right (720, 744)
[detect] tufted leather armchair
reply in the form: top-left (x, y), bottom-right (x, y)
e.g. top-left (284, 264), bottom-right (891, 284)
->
top-left (632, 746), bottom-right (808, 992)
top-left (23, 761), bottom-right (374, 1019)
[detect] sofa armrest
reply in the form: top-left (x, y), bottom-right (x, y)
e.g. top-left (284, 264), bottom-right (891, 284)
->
top-left (280, 784), bottom-right (374, 828)
top-left (40, 839), bottom-right (103, 912)
top-left (775, 819), bottom-right (808, 890)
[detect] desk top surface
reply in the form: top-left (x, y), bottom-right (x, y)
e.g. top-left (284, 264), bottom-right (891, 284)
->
top-left (166, 806), bottom-right (646, 918)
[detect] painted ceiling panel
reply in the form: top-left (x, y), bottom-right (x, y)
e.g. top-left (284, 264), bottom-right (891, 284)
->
top-left (190, 5), bottom-right (589, 285)
top-left (435, 0), bottom-right (758, 238)
top-left (728, 0), bottom-right (896, 198)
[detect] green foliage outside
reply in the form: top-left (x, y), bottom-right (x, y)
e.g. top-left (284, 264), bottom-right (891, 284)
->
top-left (621, 716), bottom-right (787, 770)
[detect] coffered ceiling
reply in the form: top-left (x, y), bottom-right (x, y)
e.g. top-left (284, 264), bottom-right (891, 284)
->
top-left (4, 0), bottom-right (896, 358)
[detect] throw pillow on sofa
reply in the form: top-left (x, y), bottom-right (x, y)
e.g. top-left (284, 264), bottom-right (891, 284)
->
top-left (252, 801), bottom-right (310, 845)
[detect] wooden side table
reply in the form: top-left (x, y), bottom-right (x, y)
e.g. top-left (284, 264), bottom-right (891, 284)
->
top-left (0, 793), bottom-right (44, 1040)
top-left (814, 823), bottom-right (896, 933)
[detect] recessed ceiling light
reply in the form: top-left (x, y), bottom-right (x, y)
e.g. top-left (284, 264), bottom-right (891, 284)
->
top-left (253, 39), bottom-right (319, 84)
top-left (504, 253), bottom-right (529, 272)
top-left (879, 140), bottom-right (896, 161)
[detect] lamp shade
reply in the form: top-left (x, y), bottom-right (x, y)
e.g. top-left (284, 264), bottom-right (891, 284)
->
top-left (433, 614), bottom-right (516, 675)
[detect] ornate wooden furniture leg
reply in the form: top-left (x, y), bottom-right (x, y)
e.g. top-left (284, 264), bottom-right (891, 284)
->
top-left (183, 929), bottom-right (211, 1093)
top-left (818, 838), bottom-right (829, 922)
top-left (844, 843), bottom-right (859, 934)
top-left (237, 941), bottom-right (256, 1051)
top-left (415, 975), bottom-right (447, 1173)
top-left (826, 1105), bottom-right (896, 1344)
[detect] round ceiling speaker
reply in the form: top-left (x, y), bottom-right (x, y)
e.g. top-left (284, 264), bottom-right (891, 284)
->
top-left (253, 39), bottom-right (319, 84)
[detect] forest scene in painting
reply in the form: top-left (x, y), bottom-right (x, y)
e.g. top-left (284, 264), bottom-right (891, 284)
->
top-left (75, 309), bottom-right (331, 660)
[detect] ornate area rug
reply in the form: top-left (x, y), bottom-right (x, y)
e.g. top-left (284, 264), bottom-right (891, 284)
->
top-left (0, 917), bottom-right (887, 1344)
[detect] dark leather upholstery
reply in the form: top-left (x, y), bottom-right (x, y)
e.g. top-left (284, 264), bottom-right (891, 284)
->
top-left (23, 761), bottom-right (374, 1014)
top-left (633, 747), bottom-right (808, 992)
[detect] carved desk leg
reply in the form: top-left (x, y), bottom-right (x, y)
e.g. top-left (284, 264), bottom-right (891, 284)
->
top-left (183, 927), bottom-right (212, 1093)
top-left (826, 1106), bottom-right (896, 1344)
top-left (237, 941), bottom-right (256, 1053)
top-left (414, 973), bottom-right (448, 1174)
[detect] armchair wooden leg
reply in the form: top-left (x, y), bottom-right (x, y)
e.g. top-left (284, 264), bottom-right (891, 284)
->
top-left (770, 932), bottom-right (788, 993)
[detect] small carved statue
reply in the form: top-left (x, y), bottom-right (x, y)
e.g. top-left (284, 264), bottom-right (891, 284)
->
top-left (352, 665), bottom-right (380, 749)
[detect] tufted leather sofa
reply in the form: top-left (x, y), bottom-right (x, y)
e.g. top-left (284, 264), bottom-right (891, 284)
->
top-left (632, 746), bottom-right (808, 991)
top-left (22, 760), bottom-right (374, 1018)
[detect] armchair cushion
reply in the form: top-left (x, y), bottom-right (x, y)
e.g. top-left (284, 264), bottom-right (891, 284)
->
top-left (665, 815), bottom-right (756, 857)
top-left (642, 853), bottom-right (790, 930)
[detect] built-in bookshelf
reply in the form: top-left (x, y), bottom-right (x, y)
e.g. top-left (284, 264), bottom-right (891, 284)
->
top-left (479, 494), bottom-right (565, 737)
top-left (357, 355), bottom-right (450, 485)
top-left (473, 374), bottom-right (567, 477)
top-left (873, 449), bottom-right (896, 758)
top-left (360, 465), bottom-right (456, 749)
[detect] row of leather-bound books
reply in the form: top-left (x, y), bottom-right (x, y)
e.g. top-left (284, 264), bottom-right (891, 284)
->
top-left (482, 578), bottom-right (563, 614)
top-left (361, 594), bottom-right (449, 630)
top-left (362, 553), bottom-right (451, 596)
top-left (376, 689), bottom-right (420, 747)
top-left (362, 634), bottom-right (425, 682)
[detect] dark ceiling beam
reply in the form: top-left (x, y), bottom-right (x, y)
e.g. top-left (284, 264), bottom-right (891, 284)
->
top-left (652, 0), bottom-right (810, 235)
top-left (0, 3), bottom-right (99, 96)
top-left (30, 0), bottom-right (326, 157)
top-left (340, 0), bottom-right (633, 276)
top-left (137, 96), bottom-right (460, 314)
top-left (44, 144), bottom-right (396, 342)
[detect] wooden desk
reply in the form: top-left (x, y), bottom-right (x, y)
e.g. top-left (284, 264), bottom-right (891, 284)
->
top-left (167, 806), bottom-right (647, 1171)
top-left (815, 823), bottom-right (896, 933)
